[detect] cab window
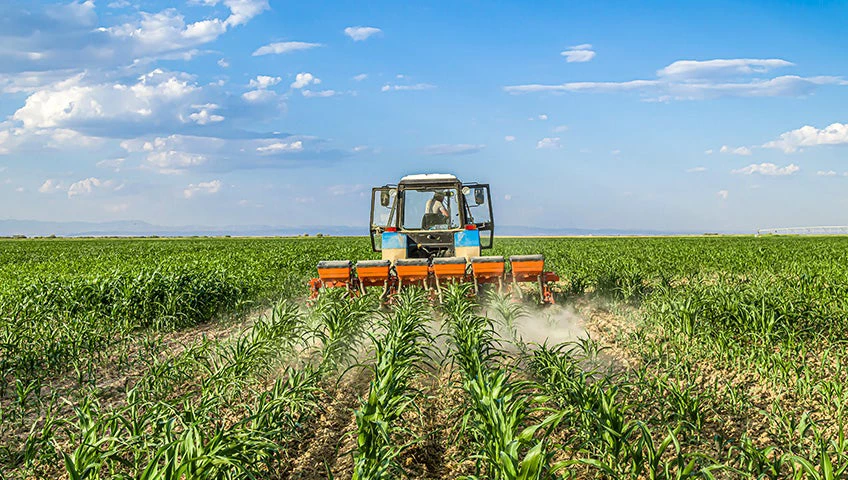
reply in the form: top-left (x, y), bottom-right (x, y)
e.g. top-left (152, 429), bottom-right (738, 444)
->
top-left (402, 188), bottom-right (461, 230)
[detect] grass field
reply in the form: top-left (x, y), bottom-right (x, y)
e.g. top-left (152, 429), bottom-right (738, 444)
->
top-left (2, 236), bottom-right (848, 479)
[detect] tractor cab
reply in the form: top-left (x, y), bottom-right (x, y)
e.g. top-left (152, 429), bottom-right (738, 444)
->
top-left (370, 174), bottom-right (494, 260)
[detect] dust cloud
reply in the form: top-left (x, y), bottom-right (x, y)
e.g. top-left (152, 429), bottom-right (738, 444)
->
top-left (511, 304), bottom-right (588, 347)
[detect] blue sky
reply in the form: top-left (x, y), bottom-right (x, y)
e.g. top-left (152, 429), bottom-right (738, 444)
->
top-left (1, 0), bottom-right (847, 232)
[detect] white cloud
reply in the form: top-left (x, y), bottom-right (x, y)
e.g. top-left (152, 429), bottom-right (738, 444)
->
top-left (817, 170), bottom-right (837, 176)
top-left (51, 1), bottom-right (97, 27)
top-left (0, 1), bottom-right (269, 84)
top-left (0, 130), bottom-right (10, 154)
top-left (536, 114), bottom-right (548, 121)
top-left (344, 26), bottom-right (382, 41)
top-left (188, 104), bottom-right (224, 124)
top-left (291, 73), bottom-right (321, 89)
top-left (686, 166), bottom-right (707, 173)
top-left (536, 137), bottom-right (561, 149)
top-left (504, 135), bottom-right (516, 142)
top-left (302, 89), bottom-right (337, 98)
top-left (505, 57), bottom-right (847, 101)
top-left (717, 190), bottom-right (729, 200)
top-left (12, 70), bottom-right (201, 130)
top-left (121, 134), bottom-right (217, 174)
top-left (731, 163), bottom-right (799, 176)
top-left (256, 141), bottom-right (303, 153)
top-left (217, 58), bottom-right (229, 68)
top-left (249, 75), bottom-right (281, 89)
top-left (352, 73), bottom-right (368, 82)
top-left (148, 151), bottom-right (207, 174)
top-left (116, 133), bottom-right (337, 173)
top-left (104, 1), bottom-right (268, 58)
top-left (97, 158), bottom-right (126, 172)
top-left (561, 44), bottom-right (596, 63)
top-left (67, 177), bottom-right (120, 198)
top-left (242, 89), bottom-right (276, 102)
top-left (762, 122), bottom-right (848, 153)
top-left (38, 179), bottom-right (64, 193)
top-left (553, 125), bottom-right (569, 133)
top-left (252, 41), bottom-right (322, 56)
top-left (183, 179), bottom-right (222, 198)
top-left (381, 83), bottom-right (435, 92)
top-left (704, 149), bottom-right (714, 155)
top-left (611, 149), bottom-right (621, 155)
top-left (657, 59), bottom-right (793, 79)
top-left (422, 144), bottom-right (486, 156)
top-left (213, 0), bottom-right (270, 27)
top-left (504, 194), bottom-right (512, 201)
top-left (719, 145), bottom-right (752, 156)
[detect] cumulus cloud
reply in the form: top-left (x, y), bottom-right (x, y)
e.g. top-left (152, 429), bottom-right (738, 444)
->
top-left (38, 179), bottom-right (64, 193)
top-left (67, 177), bottom-right (120, 198)
top-left (12, 70), bottom-right (198, 129)
top-left (252, 41), bottom-right (322, 56)
top-left (504, 135), bottom-right (516, 142)
top-left (422, 144), bottom-right (486, 156)
top-left (183, 179), bottom-right (222, 198)
top-left (719, 145), bottom-right (752, 156)
top-left (290, 72), bottom-right (320, 89)
top-left (217, 58), bottom-right (229, 68)
top-left (116, 133), bottom-right (347, 172)
top-left (256, 141), bottom-right (303, 153)
top-left (352, 73), bottom-right (368, 82)
top-left (817, 170), bottom-right (837, 176)
top-left (0, 1), bottom-right (267, 81)
top-left (249, 75), bottom-right (281, 89)
top-left (105, 0), bottom-right (268, 56)
top-left (505, 58), bottom-right (847, 101)
top-left (717, 190), bottom-right (729, 200)
top-left (762, 122), bottom-right (848, 153)
top-left (5, 69), bottom-right (273, 139)
top-left (187, 104), bottom-right (224, 124)
top-left (344, 26), bottom-right (382, 41)
top-left (242, 89), bottom-right (277, 103)
top-left (731, 163), bottom-right (799, 176)
top-left (121, 134), bottom-right (216, 174)
top-left (381, 83), bottom-right (435, 92)
top-left (561, 44), bottom-right (596, 63)
top-left (148, 152), bottom-right (206, 175)
top-left (536, 137), bottom-right (561, 149)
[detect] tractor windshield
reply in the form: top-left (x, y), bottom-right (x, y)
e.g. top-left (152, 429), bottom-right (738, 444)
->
top-left (403, 188), bottom-right (461, 230)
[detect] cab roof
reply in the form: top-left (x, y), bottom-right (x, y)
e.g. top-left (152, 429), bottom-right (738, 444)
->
top-left (399, 173), bottom-right (458, 183)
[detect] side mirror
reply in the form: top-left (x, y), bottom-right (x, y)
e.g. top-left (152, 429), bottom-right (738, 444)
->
top-left (380, 190), bottom-right (390, 207)
top-left (474, 188), bottom-right (485, 205)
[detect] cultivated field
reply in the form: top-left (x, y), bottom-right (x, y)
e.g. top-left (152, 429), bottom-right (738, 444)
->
top-left (2, 236), bottom-right (848, 479)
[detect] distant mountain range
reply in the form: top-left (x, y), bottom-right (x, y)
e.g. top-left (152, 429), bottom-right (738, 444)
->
top-left (0, 219), bottom-right (730, 237)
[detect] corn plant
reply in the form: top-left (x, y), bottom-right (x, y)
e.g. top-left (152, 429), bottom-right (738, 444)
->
top-left (353, 288), bottom-right (433, 479)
